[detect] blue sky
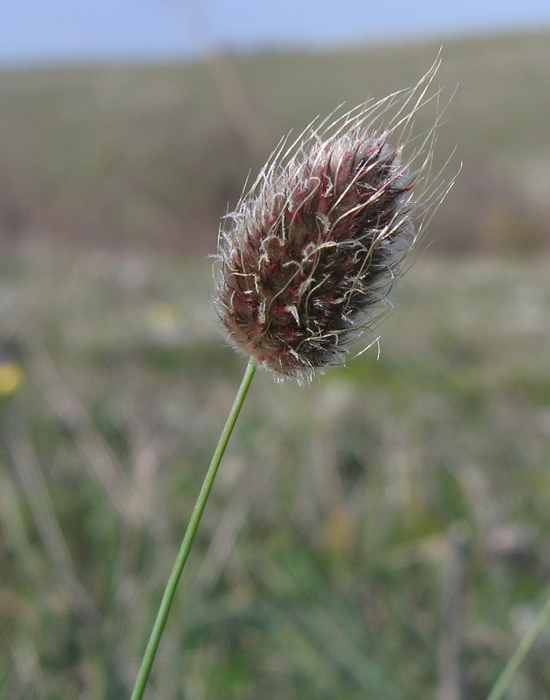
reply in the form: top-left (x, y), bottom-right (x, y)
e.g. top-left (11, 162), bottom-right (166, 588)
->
top-left (2, 0), bottom-right (550, 65)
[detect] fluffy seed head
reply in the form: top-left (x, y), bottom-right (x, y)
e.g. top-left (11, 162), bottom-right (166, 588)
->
top-left (214, 63), bottom-right (449, 383)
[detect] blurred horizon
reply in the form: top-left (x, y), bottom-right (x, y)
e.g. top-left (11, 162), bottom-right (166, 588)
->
top-left (1, 27), bottom-right (549, 257)
top-left (2, 0), bottom-right (550, 66)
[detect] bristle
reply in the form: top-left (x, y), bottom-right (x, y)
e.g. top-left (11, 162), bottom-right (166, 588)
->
top-left (214, 62), bottom-right (449, 383)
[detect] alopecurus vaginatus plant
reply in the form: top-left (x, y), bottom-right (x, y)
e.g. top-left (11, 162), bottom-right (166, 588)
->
top-left (130, 59), bottom-right (452, 699)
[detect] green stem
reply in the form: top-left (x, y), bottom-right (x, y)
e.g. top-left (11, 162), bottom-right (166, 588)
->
top-left (130, 358), bottom-right (257, 700)
top-left (486, 589), bottom-right (550, 700)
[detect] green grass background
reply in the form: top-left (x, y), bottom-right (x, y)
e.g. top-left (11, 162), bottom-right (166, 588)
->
top-left (2, 250), bottom-right (550, 699)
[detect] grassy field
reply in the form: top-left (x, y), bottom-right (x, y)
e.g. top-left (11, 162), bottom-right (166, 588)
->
top-left (1, 248), bottom-right (550, 699)
top-left (0, 29), bottom-right (549, 254)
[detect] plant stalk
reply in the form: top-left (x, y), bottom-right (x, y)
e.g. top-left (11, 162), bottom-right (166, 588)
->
top-left (486, 588), bottom-right (550, 700)
top-left (130, 358), bottom-right (257, 700)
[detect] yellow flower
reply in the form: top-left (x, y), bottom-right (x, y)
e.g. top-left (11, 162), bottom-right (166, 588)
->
top-left (0, 361), bottom-right (25, 395)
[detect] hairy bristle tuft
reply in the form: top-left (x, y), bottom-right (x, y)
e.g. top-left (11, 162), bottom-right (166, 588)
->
top-left (214, 61), bottom-right (451, 383)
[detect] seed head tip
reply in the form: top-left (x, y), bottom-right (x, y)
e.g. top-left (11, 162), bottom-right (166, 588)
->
top-left (214, 63), bottom-right (449, 384)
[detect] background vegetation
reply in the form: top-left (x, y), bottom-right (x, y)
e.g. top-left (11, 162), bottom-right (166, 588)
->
top-left (0, 29), bottom-right (549, 254)
top-left (0, 27), bottom-right (549, 700)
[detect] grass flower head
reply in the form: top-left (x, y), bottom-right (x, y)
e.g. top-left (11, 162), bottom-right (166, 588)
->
top-left (214, 63), bottom-right (448, 383)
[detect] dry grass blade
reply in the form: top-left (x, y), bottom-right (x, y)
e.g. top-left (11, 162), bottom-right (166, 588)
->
top-left (29, 348), bottom-right (132, 519)
top-left (5, 422), bottom-right (98, 625)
